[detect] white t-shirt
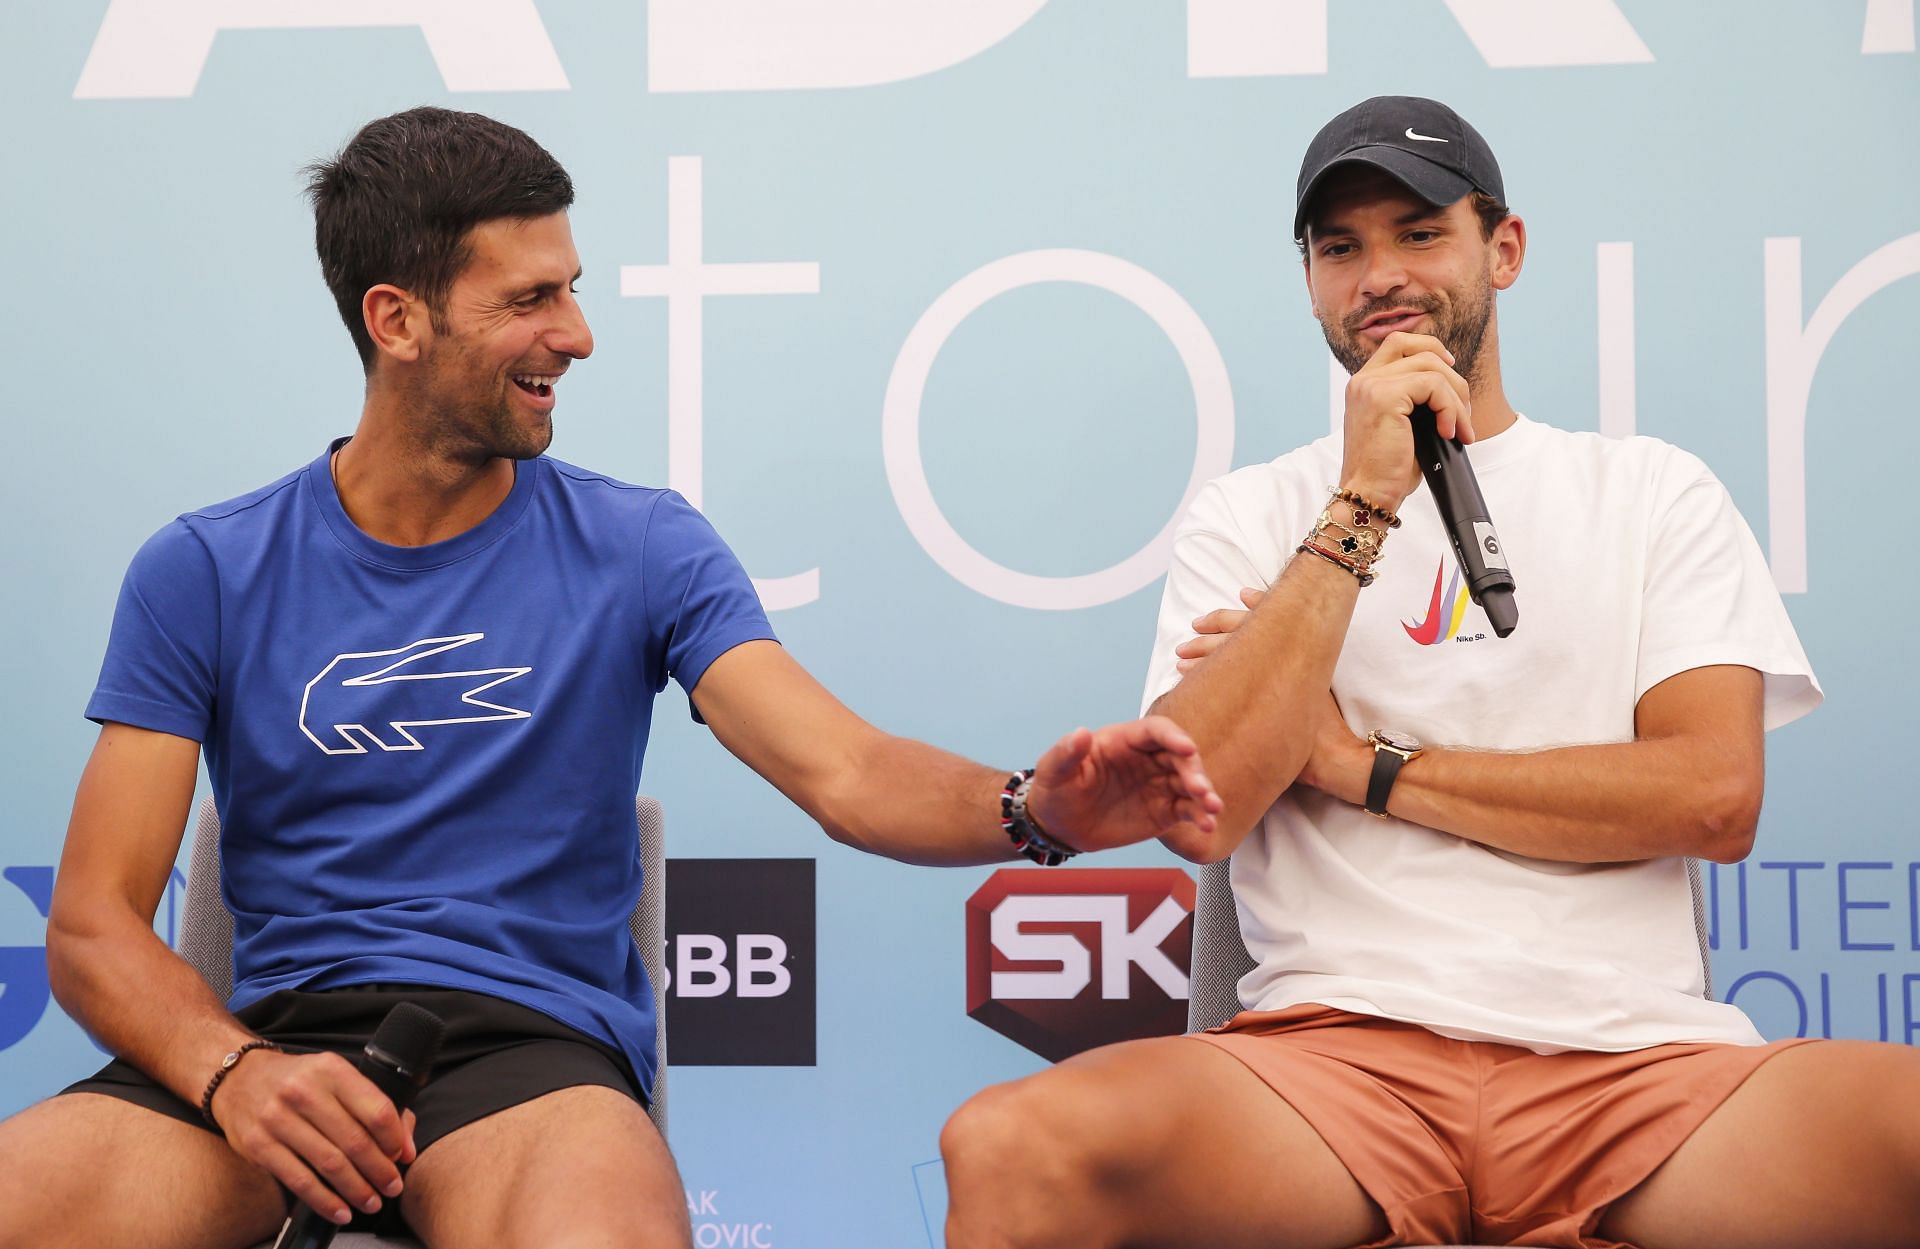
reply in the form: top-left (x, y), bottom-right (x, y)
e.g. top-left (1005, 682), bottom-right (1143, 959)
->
top-left (1142, 414), bottom-right (1821, 1053)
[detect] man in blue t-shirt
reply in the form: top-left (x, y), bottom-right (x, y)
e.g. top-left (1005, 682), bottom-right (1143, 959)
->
top-left (0, 108), bottom-right (1223, 1248)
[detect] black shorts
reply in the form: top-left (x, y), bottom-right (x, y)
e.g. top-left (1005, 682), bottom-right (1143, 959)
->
top-left (62, 983), bottom-right (645, 1237)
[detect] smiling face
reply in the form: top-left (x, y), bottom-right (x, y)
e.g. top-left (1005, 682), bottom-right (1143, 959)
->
top-left (403, 212), bottom-right (595, 462)
top-left (1302, 166), bottom-right (1517, 384)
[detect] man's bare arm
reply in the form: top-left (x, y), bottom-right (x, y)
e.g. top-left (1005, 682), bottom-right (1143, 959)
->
top-left (48, 723), bottom-right (416, 1225)
top-left (1146, 556), bottom-right (1364, 861)
top-left (690, 640), bottom-right (1220, 864)
top-left (47, 724), bottom-right (249, 1102)
top-left (1177, 589), bottom-right (1767, 864)
top-left (1296, 665), bottom-right (1766, 864)
top-left (1144, 331), bottom-right (1477, 862)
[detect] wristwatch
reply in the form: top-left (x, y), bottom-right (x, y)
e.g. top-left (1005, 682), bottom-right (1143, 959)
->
top-left (1364, 730), bottom-right (1423, 818)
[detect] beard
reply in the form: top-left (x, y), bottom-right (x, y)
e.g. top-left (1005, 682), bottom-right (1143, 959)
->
top-left (1319, 265), bottom-right (1496, 386)
top-left (416, 345), bottom-right (556, 464)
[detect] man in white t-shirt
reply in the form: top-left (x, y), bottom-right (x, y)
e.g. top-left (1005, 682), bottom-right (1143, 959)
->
top-left (939, 96), bottom-right (1920, 1249)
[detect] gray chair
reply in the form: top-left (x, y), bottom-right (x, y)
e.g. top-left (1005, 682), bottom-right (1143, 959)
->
top-left (1185, 857), bottom-right (1726, 1249)
top-left (179, 795), bottom-right (669, 1248)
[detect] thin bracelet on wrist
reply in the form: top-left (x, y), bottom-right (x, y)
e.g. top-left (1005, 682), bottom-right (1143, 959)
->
top-left (1297, 540), bottom-right (1376, 588)
top-left (199, 1038), bottom-right (282, 1127)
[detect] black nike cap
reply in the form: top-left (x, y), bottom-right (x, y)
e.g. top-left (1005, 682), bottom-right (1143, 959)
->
top-left (1294, 96), bottom-right (1504, 241)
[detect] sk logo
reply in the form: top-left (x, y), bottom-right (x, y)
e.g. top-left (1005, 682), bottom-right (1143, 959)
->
top-left (1403, 559), bottom-right (1471, 646)
top-left (299, 634), bottom-right (532, 755)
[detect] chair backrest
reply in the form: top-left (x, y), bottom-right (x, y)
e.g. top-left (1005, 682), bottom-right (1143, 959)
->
top-left (1187, 860), bottom-right (1256, 1033)
top-left (1186, 855), bottom-right (1718, 1033)
top-left (179, 795), bottom-right (669, 1138)
top-left (629, 795), bottom-right (669, 1134)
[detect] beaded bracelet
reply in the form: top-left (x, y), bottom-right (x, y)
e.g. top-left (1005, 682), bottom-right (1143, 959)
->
top-left (1311, 509), bottom-right (1386, 563)
top-left (1297, 540), bottom-right (1376, 588)
top-left (1329, 487), bottom-right (1402, 530)
top-left (1000, 768), bottom-right (1080, 866)
top-left (200, 1038), bottom-right (283, 1127)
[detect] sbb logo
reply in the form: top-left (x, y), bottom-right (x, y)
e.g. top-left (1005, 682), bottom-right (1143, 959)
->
top-left (966, 868), bottom-right (1194, 1061)
top-left (661, 934), bottom-right (793, 998)
top-left (664, 858), bottom-right (815, 1066)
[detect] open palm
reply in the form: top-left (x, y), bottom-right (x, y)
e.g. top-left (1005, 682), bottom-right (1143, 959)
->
top-left (1026, 715), bottom-right (1221, 854)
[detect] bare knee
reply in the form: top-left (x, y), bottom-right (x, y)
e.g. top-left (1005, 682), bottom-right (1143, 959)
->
top-left (942, 1073), bottom-right (1128, 1249)
top-left (944, 1078), bottom-right (1076, 1190)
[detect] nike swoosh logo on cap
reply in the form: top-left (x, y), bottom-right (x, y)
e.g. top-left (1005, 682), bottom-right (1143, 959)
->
top-left (1405, 128), bottom-right (1448, 143)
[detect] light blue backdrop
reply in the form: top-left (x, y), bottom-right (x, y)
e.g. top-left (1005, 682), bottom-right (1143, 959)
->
top-left (3, 3), bottom-right (1917, 1246)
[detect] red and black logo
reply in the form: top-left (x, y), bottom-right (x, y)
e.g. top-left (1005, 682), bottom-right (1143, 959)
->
top-left (965, 868), bottom-right (1194, 1061)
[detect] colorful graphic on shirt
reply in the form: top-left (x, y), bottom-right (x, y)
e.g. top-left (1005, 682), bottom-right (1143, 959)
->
top-left (299, 633), bottom-right (532, 755)
top-left (1403, 559), bottom-right (1471, 646)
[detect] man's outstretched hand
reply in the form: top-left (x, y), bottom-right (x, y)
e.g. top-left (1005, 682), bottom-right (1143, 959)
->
top-left (1024, 715), bottom-right (1222, 854)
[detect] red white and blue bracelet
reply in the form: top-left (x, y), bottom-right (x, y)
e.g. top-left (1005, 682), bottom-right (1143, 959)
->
top-left (1000, 768), bottom-right (1080, 866)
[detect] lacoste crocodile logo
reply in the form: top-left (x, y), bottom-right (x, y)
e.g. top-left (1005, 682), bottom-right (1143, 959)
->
top-left (299, 633), bottom-right (532, 756)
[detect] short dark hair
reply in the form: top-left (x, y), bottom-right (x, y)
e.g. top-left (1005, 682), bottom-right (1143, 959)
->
top-left (304, 107), bottom-right (575, 368)
top-left (1297, 189), bottom-right (1511, 259)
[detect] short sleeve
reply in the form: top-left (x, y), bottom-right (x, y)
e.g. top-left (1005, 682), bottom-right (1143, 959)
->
top-left (1140, 480), bottom-right (1269, 715)
top-left (1636, 455), bottom-right (1821, 731)
top-left (85, 521), bottom-right (221, 741)
top-left (640, 491), bottom-right (779, 721)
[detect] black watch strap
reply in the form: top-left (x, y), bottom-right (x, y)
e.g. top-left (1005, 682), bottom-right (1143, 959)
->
top-left (1365, 744), bottom-right (1411, 817)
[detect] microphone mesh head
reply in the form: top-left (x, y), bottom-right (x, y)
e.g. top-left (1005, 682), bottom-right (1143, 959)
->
top-left (369, 1002), bottom-right (447, 1071)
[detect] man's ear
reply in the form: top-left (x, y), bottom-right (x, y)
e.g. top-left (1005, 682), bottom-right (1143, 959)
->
top-left (363, 284), bottom-right (428, 364)
top-left (1489, 215), bottom-right (1526, 292)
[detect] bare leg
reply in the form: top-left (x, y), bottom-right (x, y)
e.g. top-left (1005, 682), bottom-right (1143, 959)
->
top-left (941, 1036), bottom-right (1388, 1249)
top-left (0, 1093), bottom-right (285, 1249)
top-left (1600, 1039), bottom-right (1920, 1249)
top-left (402, 1085), bottom-right (689, 1249)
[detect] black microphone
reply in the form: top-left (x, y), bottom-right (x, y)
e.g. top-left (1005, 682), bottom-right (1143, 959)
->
top-left (1410, 404), bottom-right (1518, 637)
top-left (271, 1002), bottom-right (446, 1249)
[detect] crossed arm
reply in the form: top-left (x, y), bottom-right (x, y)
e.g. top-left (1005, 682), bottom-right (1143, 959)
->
top-left (1151, 583), bottom-right (1766, 866)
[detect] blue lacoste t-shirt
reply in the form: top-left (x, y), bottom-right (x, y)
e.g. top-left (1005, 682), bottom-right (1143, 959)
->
top-left (86, 442), bottom-right (777, 1094)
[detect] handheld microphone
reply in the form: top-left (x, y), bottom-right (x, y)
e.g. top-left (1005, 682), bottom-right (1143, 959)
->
top-left (1410, 404), bottom-right (1518, 637)
top-left (271, 1003), bottom-right (446, 1249)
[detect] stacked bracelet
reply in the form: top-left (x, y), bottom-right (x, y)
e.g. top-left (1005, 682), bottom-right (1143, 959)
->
top-left (999, 768), bottom-right (1080, 866)
top-left (199, 1038), bottom-right (282, 1127)
top-left (1297, 540), bottom-right (1376, 587)
top-left (1330, 486), bottom-right (1402, 530)
top-left (1299, 487), bottom-right (1393, 588)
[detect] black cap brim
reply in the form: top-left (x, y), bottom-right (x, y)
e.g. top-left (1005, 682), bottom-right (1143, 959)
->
top-left (1293, 145), bottom-right (1475, 241)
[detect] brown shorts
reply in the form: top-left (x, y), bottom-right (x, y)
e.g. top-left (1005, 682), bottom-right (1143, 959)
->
top-left (1193, 1003), bottom-right (1817, 1248)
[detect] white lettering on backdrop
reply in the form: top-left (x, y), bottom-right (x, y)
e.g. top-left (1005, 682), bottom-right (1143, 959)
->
top-left (882, 250), bottom-right (1234, 611)
top-left (74, 0), bottom-right (567, 98)
top-left (1597, 242), bottom-right (1638, 440)
top-left (648, 0), bottom-right (1048, 92)
top-left (1188, 0), bottom-right (1653, 77)
top-left (988, 894), bottom-right (1189, 1001)
top-left (1862, 0), bottom-right (1916, 53)
top-left (75, 1), bottom-right (1902, 97)
top-left (620, 157), bottom-right (824, 611)
top-left (1763, 232), bottom-right (1920, 593)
